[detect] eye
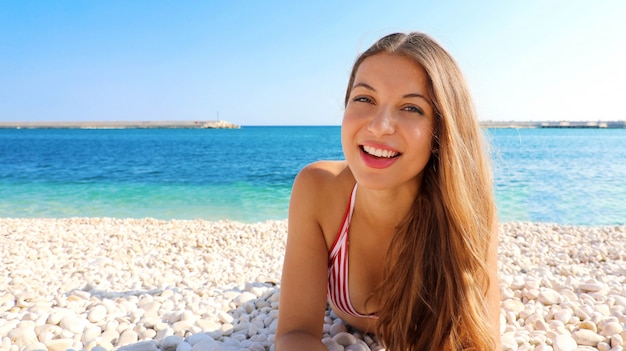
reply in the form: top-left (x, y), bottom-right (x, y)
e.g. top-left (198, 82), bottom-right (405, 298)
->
top-left (352, 96), bottom-right (374, 104)
top-left (402, 105), bottom-right (425, 115)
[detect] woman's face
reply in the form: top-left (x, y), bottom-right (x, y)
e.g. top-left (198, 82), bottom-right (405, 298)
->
top-left (341, 52), bottom-right (436, 191)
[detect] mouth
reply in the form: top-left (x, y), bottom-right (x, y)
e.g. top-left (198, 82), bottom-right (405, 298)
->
top-left (360, 145), bottom-right (401, 159)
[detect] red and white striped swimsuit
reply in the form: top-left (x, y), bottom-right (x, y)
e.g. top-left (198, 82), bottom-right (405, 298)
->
top-left (327, 183), bottom-right (378, 319)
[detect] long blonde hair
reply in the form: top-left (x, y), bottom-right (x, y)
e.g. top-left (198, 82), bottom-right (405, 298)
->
top-left (345, 32), bottom-right (496, 351)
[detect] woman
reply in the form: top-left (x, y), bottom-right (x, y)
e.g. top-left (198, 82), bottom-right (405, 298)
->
top-left (276, 32), bottom-right (501, 351)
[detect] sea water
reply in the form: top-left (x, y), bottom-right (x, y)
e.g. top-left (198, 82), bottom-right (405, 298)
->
top-left (0, 126), bottom-right (624, 225)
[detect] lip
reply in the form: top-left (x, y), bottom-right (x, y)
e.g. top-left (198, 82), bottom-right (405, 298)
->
top-left (358, 143), bottom-right (401, 169)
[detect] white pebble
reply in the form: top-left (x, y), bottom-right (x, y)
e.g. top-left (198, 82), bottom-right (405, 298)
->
top-left (553, 334), bottom-right (577, 351)
top-left (117, 340), bottom-right (158, 351)
top-left (8, 325), bottom-right (38, 347)
top-left (572, 329), bottom-right (604, 346)
top-left (601, 322), bottom-right (624, 336)
top-left (538, 288), bottom-right (562, 305)
top-left (161, 335), bottom-right (184, 351)
top-left (88, 304), bottom-right (108, 323)
top-left (44, 338), bottom-right (74, 351)
top-left (176, 342), bottom-right (193, 351)
top-left (234, 292), bottom-right (257, 306)
top-left (218, 311), bottom-right (234, 324)
top-left (117, 330), bottom-right (139, 347)
top-left (60, 314), bottom-right (87, 334)
top-left (333, 332), bottom-right (357, 346)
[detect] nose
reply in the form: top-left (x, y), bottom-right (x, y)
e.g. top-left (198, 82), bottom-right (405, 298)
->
top-left (367, 106), bottom-right (395, 137)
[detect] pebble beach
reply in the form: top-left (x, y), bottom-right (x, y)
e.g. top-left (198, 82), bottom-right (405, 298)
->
top-left (1, 218), bottom-right (625, 351)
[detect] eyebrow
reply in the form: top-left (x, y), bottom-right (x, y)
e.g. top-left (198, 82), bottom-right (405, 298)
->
top-left (352, 82), bottom-right (433, 105)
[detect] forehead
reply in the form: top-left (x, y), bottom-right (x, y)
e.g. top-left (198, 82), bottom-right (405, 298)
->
top-left (354, 53), bottom-right (430, 90)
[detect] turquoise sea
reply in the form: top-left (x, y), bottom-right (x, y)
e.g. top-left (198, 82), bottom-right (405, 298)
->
top-left (0, 127), bottom-right (624, 225)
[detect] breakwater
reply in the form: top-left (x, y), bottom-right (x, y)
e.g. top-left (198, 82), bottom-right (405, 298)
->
top-left (481, 120), bottom-right (626, 128)
top-left (0, 120), bottom-right (239, 129)
top-left (1, 120), bottom-right (625, 129)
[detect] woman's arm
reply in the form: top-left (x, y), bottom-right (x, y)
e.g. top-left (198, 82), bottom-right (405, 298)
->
top-left (487, 218), bottom-right (502, 351)
top-left (276, 165), bottom-right (332, 351)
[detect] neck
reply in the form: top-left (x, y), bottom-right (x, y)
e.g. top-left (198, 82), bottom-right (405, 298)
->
top-left (355, 182), bottom-right (419, 231)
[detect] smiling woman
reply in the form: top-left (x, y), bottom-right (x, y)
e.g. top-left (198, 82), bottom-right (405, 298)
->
top-left (276, 32), bottom-right (501, 351)
top-left (342, 53), bottom-right (436, 188)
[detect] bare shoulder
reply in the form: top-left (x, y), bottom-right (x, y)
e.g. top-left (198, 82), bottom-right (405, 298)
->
top-left (292, 161), bottom-right (350, 199)
top-left (297, 160), bottom-right (349, 181)
top-left (277, 161), bottom-right (353, 343)
top-left (290, 160), bottom-right (354, 247)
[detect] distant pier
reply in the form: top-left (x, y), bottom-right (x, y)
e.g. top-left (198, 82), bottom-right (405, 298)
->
top-left (480, 120), bottom-right (626, 129)
top-left (0, 120), bottom-right (240, 129)
top-left (0, 120), bottom-right (624, 129)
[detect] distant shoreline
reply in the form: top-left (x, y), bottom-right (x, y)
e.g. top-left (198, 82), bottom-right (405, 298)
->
top-left (0, 120), bottom-right (240, 129)
top-left (481, 120), bottom-right (626, 129)
top-left (0, 120), bottom-right (625, 129)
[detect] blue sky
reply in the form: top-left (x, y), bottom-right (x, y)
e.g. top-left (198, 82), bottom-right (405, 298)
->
top-left (1, 1), bottom-right (625, 125)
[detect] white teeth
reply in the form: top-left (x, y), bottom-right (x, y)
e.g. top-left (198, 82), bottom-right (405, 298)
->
top-left (363, 145), bottom-right (399, 158)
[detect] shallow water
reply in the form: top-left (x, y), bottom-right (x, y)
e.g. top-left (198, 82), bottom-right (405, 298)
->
top-left (1, 126), bottom-right (624, 225)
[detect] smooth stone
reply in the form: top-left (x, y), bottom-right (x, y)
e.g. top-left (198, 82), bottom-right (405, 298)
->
top-left (554, 309), bottom-right (573, 323)
top-left (220, 323), bottom-right (234, 336)
top-left (247, 342), bottom-right (265, 351)
top-left (176, 342), bottom-right (193, 351)
top-left (248, 323), bottom-right (258, 336)
top-left (580, 283), bottom-right (604, 292)
top-left (117, 340), bottom-right (159, 351)
top-left (553, 334), bottom-right (577, 351)
top-left (612, 334), bottom-right (624, 348)
top-left (161, 335), bottom-right (185, 351)
top-left (156, 327), bottom-right (175, 341)
top-left (139, 329), bottom-right (157, 340)
top-left (23, 342), bottom-right (48, 351)
top-left (117, 330), bottom-right (139, 347)
top-left (233, 292), bottom-right (257, 306)
top-left (574, 307), bottom-right (591, 321)
top-left (45, 338), bottom-right (74, 351)
top-left (329, 323), bottom-right (348, 337)
top-left (88, 305), bottom-right (108, 323)
top-left (187, 333), bottom-right (213, 346)
top-left (173, 319), bottom-right (195, 334)
top-left (502, 299), bottom-right (525, 314)
top-left (217, 311), bottom-right (234, 324)
top-left (538, 288), bottom-right (562, 305)
top-left (572, 329), bottom-right (604, 346)
top-left (195, 319), bottom-right (221, 332)
top-left (47, 308), bottom-right (72, 325)
top-left (595, 304), bottom-right (611, 316)
top-left (322, 337), bottom-right (343, 351)
top-left (579, 320), bottom-right (597, 332)
top-left (205, 329), bottom-right (223, 340)
top-left (612, 296), bottom-right (626, 308)
top-left (100, 330), bottom-right (120, 345)
top-left (190, 339), bottom-right (218, 351)
top-left (525, 288), bottom-right (540, 300)
top-left (233, 322), bottom-right (250, 333)
top-left (60, 314), bottom-right (87, 334)
top-left (500, 333), bottom-right (518, 351)
top-left (7, 326), bottom-right (38, 347)
top-left (333, 332), bottom-right (357, 346)
top-left (345, 343), bottom-right (368, 351)
top-left (534, 319), bottom-right (549, 331)
top-left (34, 324), bottom-right (61, 343)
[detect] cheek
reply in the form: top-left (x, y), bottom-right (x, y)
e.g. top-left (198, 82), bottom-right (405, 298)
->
top-left (341, 110), bottom-right (358, 138)
top-left (341, 112), bottom-right (360, 157)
